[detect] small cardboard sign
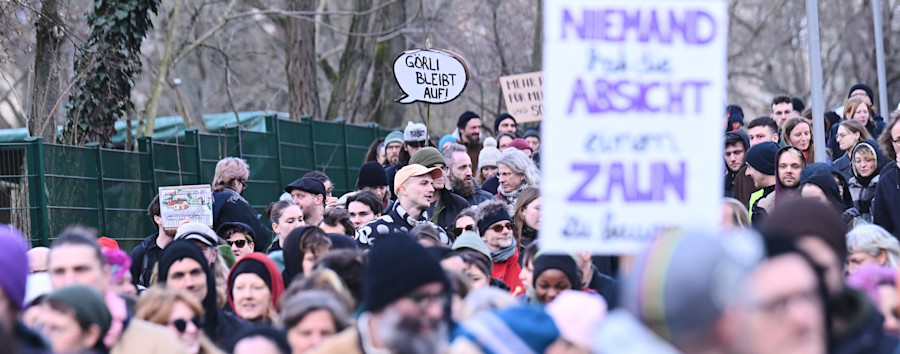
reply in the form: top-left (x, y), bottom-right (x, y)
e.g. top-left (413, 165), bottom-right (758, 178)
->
top-left (499, 72), bottom-right (544, 122)
top-left (159, 184), bottom-right (213, 230)
top-left (393, 49), bottom-right (469, 104)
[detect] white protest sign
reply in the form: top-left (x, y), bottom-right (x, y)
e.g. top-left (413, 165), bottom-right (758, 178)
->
top-left (541, 0), bottom-right (727, 254)
top-left (159, 184), bottom-right (213, 230)
top-left (393, 49), bottom-right (469, 104)
top-left (499, 72), bottom-right (543, 122)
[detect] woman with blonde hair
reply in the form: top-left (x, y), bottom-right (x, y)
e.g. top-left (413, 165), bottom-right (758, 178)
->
top-left (211, 157), bottom-right (271, 252)
top-left (721, 197), bottom-right (750, 231)
top-left (135, 287), bottom-right (223, 354)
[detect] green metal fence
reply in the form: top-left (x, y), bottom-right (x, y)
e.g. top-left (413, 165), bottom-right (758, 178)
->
top-left (0, 115), bottom-right (390, 251)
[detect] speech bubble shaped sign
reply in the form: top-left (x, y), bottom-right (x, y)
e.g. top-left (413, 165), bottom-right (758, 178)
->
top-left (393, 49), bottom-right (469, 104)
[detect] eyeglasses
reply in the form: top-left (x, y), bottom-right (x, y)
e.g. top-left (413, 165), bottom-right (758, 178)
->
top-left (489, 222), bottom-right (514, 233)
top-left (406, 141), bottom-right (426, 148)
top-left (226, 239), bottom-right (251, 248)
top-left (454, 225), bottom-right (475, 237)
top-left (405, 291), bottom-right (446, 309)
top-left (236, 179), bottom-right (248, 190)
top-left (169, 316), bottom-right (204, 334)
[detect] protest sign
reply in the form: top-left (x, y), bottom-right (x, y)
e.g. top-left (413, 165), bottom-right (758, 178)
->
top-left (159, 184), bottom-right (213, 230)
top-left (499, 72), bottom-right (543, 122)
top-left (541, 0), bottom-right (728, 254)
top-left (393, 49), bottom-right (469, 104)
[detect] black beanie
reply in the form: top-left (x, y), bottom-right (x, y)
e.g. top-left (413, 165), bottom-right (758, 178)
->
top-left (477, 208), bottom-right (512, 235)
top-left (532, 254), bottom-right (582, 291)
top-left (457, 111), bottom-right (481, 129)
top-left (848, 83), bottom-right (874, 101)
top-left (228, 257), bottom-right (272, 296)
top-left (494, 113), bottom-right (517, 133)
top-left (791, 97), bottom-right (805, 112)
top-left (228, 325), bottom-right (291, 354)
top-left (746, 141), bottom-right (779, 176)
top-left (726, 105), bottom-right (744, 124)
top-left (356, 161), bottom-right (388, 189)
top-left (362, 232), bottom-right (447, 312)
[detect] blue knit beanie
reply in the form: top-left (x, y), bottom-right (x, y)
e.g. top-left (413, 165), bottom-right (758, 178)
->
top-left (459, 305), bottom-right (560, 353)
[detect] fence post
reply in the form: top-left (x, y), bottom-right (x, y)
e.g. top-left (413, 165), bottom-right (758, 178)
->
top-left (86, 142), bottom-right (107, 237)
top-left (185, 129), bottom-right (202, 184)
top-left (342, 121), bottom-right (352, 191)
top-left (24, 137), bottom-right (49, 246)
top-left (138, 137), bottom-right (156, 192)
top-left (308, 117), bottom-right (319, 171)
top-left (272, 115), bottom-right (285, 189)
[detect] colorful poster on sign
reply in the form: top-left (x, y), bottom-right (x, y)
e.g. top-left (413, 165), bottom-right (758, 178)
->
top-left (393, 49), bottom-right (469, 104)
top-left (159, 184), bottom-right (213, 230)
top-left (499, 72), bottom-right (543, 122)
top-left (541, 0), bottom-right (727, 254)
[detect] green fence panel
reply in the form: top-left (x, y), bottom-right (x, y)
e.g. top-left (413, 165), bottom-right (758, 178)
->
top-left (0, 117), bottom-right (391, 250)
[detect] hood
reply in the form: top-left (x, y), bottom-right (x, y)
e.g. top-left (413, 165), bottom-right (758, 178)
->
top-left (774, 146), bottom-right (806, 204)
top-left (850, 139), bottom-right (889, 180)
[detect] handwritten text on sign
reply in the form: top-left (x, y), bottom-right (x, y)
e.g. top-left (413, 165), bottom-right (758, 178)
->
top-left (499, 72), bottom-right (543, 123)
top-left (541, 1), bottom-right (727, 254)
top-left (393, 49), bottom-right (469, 104)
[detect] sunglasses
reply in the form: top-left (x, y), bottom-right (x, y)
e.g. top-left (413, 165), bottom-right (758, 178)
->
top-left (489, 222), bottom-right (514, 233)
top-left (226, 239), bottom-right (251, 248)
top-left (406, 141), bottom-right (426, 148)
top-left (454, 225), bottom-right (475, 237)
top-left (170, 316), bottom-right (204, 334)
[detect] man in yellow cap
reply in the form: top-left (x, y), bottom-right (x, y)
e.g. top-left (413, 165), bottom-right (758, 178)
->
top-left (355, 164), bottom-right (448, 248)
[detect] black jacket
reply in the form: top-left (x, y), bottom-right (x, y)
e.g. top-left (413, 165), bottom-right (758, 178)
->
top-left (873, 162), bottom-right (900, 237)
top-left (213, 188), bottom-right (271, 252)
top-left (14, 320), bottom-right (49, 354)
top-left (355, 202), bottom-right (448, 248)
top-left (482, 176), bottom-right (500, 195)
top-left (129, 233), bottom-right (164, 287)
top-left (428, 188), bottom-right (470, 237)
top-left (586, 266), bottom-right (618, 308)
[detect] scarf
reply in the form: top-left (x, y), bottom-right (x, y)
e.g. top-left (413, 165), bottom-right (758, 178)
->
top-left (499, 183), bottom-right (528, 211)
top-left (490, 238), bottom-right (517, 263)
top-left (396, 203), bottom-right (429, 227)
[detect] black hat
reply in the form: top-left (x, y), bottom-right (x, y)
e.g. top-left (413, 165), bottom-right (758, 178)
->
top-left (326, 233), bottom-right (359, 250)
top-left (477, 208), bottom-right (512, 235)
top-left (532, 254), bottom-right (582, 291)
top-left (216, 222), bottom-right (255, 241)
top-left (457, 111), bottom-right (481, 129)
top-left (848, 83), bottom-right (874, 101)
top-left (228, 325), bottom-right (291, 354)
top-left (791, 97), bottom-right (805, 112)
top-left (356, 161), bottom-right (388, 189)
top-left (726, 105), bottom-right (744, 124)
top-left (362, 232), bottom-right (447, 312)
top-left (285, 177), bottom-right (326, 197)
top-left (746, 142), bottom-right (779, 176)
top-left (494, 113), bottom-right (517, 133)
top-left (523, 129), bottom-right (540, 140)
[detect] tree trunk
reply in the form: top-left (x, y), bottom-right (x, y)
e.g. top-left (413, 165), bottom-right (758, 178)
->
top-left (324, 0), bottom-right (375, 123)
top-left (530, 0), bottom-right (543, 72)
top-left (30, 0), bottom-right (65, 141)
top-left (366, 0), bottom-right (406, 128)
top-left (285, 0), bottom-right (322, 120)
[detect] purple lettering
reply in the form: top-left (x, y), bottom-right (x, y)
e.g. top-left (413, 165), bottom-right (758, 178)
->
top-left (568, 163), bottom-right (601, 203)
top-left (558, 8), bottom-right (717, 45)
top-left (566, 79), bottom-right (711, 115)
top-left (657, 161), bottom-right (686, 201)
top-left (605, 162), bottom-right (627, 201)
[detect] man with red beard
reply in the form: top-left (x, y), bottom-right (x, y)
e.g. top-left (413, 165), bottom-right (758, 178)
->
top-left (442, 143), bottom-right (494, 206)
top-left (311, 233), bottom-right (450, 354)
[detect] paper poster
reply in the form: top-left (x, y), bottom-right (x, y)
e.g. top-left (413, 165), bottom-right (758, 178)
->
top-left (499, 72), bottom-right (544, 123)
top-left (159, 184), bottom-right (213, 230)
top-left (540, 1), bottom-right (728, 254)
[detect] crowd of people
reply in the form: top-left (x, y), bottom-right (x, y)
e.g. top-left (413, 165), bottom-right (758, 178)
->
top-left (4, 98), bottom-right (900, 353)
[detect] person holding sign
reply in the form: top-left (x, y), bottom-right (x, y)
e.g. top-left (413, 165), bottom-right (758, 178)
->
top-left (211, 157), bottom-right (271, 252)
